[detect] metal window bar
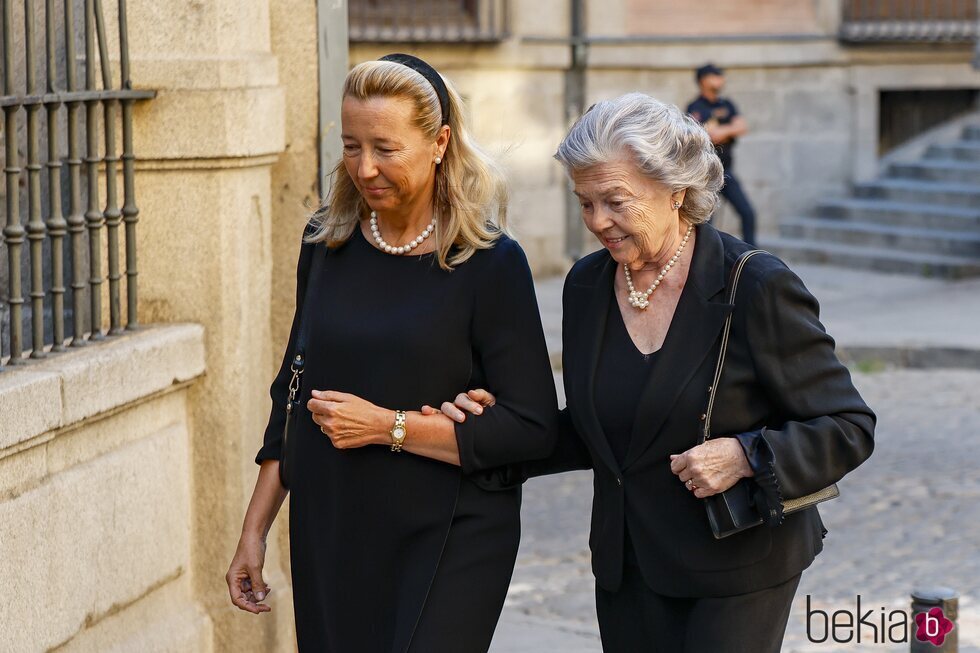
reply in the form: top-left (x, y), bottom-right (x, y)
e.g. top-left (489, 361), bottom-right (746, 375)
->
top-left (0, 0), bottom-right (154, 371)
top-left (840, 0), bottom-right (979, 42)
top-left (45, 0), bottom-right (66, 353)
top-left (348, 0), bottom-right (509, 43)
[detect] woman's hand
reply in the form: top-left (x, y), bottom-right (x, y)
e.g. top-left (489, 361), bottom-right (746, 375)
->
top-left (669, 438), bottom-right (753, 499)
top-left (308, 390), bottom-right (391, 449)
top-left (420, 389), bottom-right (497, 423)
top-left (226, 533), bottom-right (272, 615)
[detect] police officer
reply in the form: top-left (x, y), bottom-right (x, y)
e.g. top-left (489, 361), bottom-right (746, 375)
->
top-left (686, 63), bottom-right (757, 246)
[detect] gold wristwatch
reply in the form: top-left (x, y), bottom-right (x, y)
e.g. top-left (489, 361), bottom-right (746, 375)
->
top-left (390, 410), bottom-right (407, 452)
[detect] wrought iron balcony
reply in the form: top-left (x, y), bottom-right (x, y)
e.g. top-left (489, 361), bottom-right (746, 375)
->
top-left (840, 0), bottom-right (978, 42)
top-left (348, 0), bottom-right (508, 43)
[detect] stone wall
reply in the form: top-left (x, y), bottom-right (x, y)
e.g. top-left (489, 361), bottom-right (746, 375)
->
top-left (119, 0), bottom-right (303, 648)
top-left (0, 325), bottom-right (210, 652)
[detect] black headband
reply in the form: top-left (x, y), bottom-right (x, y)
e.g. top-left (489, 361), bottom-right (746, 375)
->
top-left (379, 53), bottom-right (451, 126)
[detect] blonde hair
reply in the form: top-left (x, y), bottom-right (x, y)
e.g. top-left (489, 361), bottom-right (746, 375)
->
top-left (307, 60), bottom-right (508, 270)
top-left (554, 93), bottom-right (724, 225)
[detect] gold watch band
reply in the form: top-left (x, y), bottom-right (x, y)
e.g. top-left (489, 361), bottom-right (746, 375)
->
top-left (390, 410), bottom-right (407, 452)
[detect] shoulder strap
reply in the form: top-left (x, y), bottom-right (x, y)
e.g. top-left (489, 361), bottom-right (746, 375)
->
top-left (701, 249), bottom-right (767, 443)
top-left (290, 241), bottom-right (326, 378)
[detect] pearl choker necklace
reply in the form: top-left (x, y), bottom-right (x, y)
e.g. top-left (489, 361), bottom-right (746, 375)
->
top-left (369, 211), bottom-right (436, 255)
top-left (623, 224), bottom-right (694, 310)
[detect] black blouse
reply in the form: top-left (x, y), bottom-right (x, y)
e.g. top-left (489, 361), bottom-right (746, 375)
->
top-left (594, 297), bottom-right (661, 468)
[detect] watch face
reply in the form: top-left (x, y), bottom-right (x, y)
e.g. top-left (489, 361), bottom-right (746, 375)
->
top-left (393, 427), bottom-right (406, 441)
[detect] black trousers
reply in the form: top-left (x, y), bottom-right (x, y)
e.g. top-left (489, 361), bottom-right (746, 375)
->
top-left (717, 171), bottom-right (757, 246)
top-left (596, 562), bottom-right (801, 653)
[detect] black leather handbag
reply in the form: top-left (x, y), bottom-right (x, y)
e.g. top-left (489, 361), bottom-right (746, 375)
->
top-left (701, 249), bottom-right (839, 539)
top-left (279, 243), bottom-right (325, 490)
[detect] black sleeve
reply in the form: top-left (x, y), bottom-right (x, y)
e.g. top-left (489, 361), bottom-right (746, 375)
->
top-left (726, 99), bottom-right (740, 118)
top-left (522, 407), bottom-right (593, 478)
top-left (744, 264), bottom-right (876, 500)
top-left (735, 429), bottom-right (784, 526)
top-left (517, 265), bottom-right (595, 478)
top-left (468, 408), bottom-right (592, 491)
top-left (454, 238), bottom-right (560, 474)
top-left (519, 263), bottom-right (595, 478)
top-left (254, 224), bottom-right (317, 465)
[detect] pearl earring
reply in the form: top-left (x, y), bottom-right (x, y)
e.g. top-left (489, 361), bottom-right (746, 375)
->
top-left (434, 156), bottom-right (442, 164)
top-left (672, 201), bottom-right (681, 210)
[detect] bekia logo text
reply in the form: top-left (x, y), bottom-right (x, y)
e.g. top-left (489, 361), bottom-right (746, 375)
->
top-left (806, 595), bottom-right (954, 646)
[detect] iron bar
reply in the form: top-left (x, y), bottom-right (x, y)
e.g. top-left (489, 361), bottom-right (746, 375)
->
top-left (25, 0), bottom-right (47, 358)
top-left (45, 0), bottom-right (66, 352)
top-left (118, 0), bottom-right (138, 329)
top-left (83, 0), bottom-right (103, 341)
top-left (3, 0), bottom-right (25, 366)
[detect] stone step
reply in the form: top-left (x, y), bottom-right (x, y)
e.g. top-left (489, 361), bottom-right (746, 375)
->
top-left (924, 142), bottom-right (980, 163)
top-left (813, 197), bottom-right (980, 230)
top-left (780, 217), bottom-right (980, 257)
top-left (759, 237), bottom-right (980, 279)
top-left (853, 179), bottom-right (980, 210)
top-left (963, 124), bottom-right (980, 141)
top-left (888, 160), bottom-right (980, 185)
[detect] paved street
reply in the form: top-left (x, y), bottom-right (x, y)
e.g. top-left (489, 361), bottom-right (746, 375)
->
top-left (489, 263), bottom-right (980, 652)
top-left (534, 262), bottom-right (980, 369)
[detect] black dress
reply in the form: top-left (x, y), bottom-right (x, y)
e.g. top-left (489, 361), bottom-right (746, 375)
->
top-left (255, 223), bottom-right (559, 653)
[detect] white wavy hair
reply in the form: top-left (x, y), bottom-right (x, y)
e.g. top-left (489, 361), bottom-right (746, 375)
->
top-left (555, 92), bottom-right (724, 224)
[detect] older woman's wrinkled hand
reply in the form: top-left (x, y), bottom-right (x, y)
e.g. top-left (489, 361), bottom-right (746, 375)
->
top-left (669, 438), bottom-right (753, 499)
top-left (420, 389), bottom-right (496, 423)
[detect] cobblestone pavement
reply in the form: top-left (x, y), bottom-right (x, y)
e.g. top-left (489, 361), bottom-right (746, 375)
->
top-left (490, 368), bottom-right (980, 652)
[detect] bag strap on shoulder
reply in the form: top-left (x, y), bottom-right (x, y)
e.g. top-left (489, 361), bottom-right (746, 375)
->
top-left (701, 249), bottom-right (767, 443)
top-left (288, 241), bottom-right (326, 401)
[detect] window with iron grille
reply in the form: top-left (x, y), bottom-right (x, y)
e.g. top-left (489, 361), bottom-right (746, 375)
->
top-left (840, 0), bottom-right (978, 43)
top-left (348, 0), bottom-right (509, 43)
top-left (0, 0), bottom-right (154, 370)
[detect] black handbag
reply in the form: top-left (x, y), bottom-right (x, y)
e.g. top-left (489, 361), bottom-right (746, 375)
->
top-left (279, 243), bottom-right (325, 489)
top-left (701, 249), bottom-right (839, 539)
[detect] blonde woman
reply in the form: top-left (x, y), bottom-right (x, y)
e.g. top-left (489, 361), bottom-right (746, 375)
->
top-left (224, 54), bottom-right (558, 652)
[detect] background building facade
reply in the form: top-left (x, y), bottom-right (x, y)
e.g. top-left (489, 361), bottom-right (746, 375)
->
top-left (1, 1), bottom-right (978, 652)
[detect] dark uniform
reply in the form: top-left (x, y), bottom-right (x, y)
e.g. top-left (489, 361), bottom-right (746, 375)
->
top-left (686, 95), bottom-right (757, 246)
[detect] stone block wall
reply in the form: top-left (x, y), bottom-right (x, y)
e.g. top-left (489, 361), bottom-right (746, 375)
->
top-left (0, 326), bottom-right (210, 653)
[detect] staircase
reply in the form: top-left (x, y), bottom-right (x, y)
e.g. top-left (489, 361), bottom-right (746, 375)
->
top-left (762, 123), bottom-right (980, 279)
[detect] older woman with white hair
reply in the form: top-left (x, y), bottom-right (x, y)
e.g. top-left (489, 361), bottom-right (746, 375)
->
top-left (224, 54), bottom-right (558, 652)
top-left (431, 93), bottom-right (875, 652)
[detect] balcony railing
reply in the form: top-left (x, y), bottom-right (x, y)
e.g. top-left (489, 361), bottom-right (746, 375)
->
top-left (349, 0), bottom-right (508, 43)
top-left (0, 0), bottom-right (154, 371)
top-left (840, 0), bottom-right (978, 42)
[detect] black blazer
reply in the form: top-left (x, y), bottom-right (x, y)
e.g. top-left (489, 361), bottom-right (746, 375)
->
top-left (517, 223), bottom-right (875, 597)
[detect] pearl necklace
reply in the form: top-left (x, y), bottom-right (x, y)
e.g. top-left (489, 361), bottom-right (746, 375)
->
top-left (623, 224), bottom-right (694, 309)
top-left (369, 211), bottom-right (436, 255)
